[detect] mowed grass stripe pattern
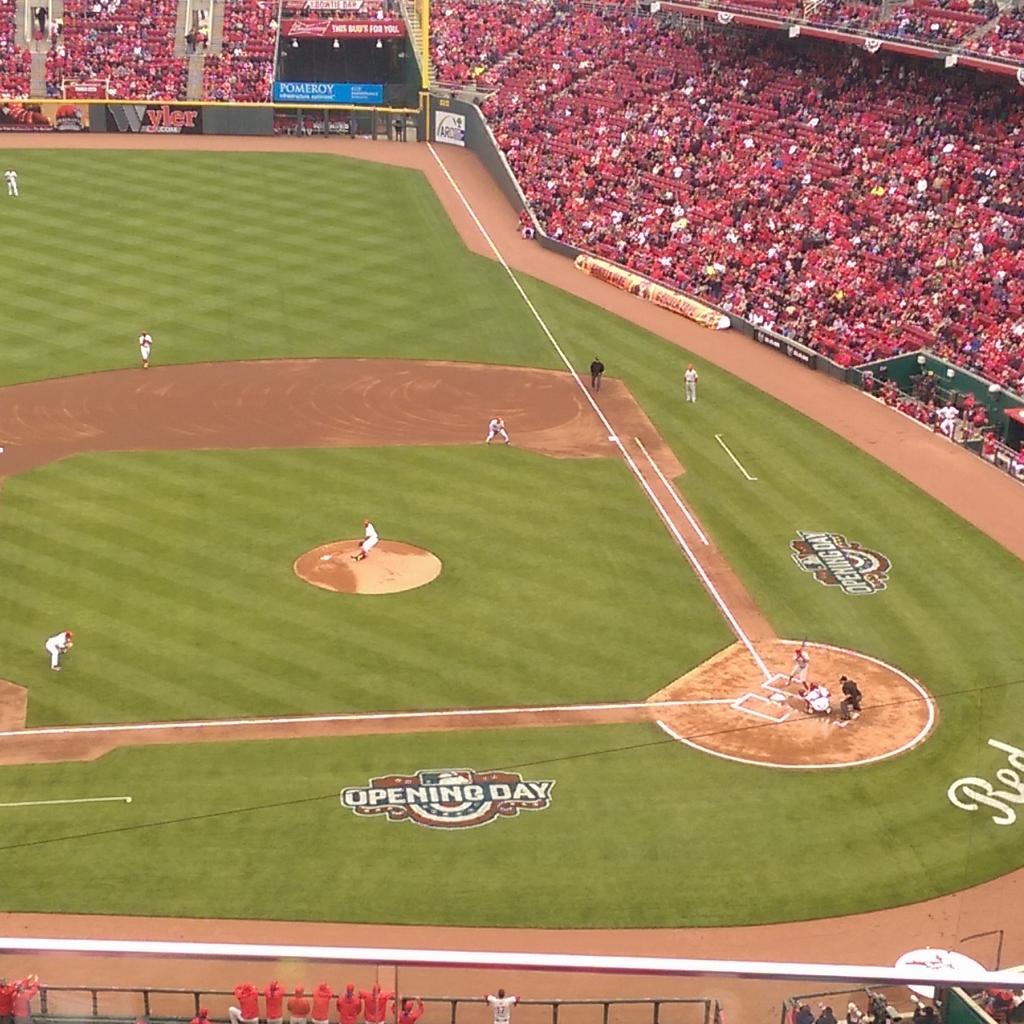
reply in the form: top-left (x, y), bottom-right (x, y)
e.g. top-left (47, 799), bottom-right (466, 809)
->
top-left (0, 446), bottom-right (732, 725)
top-left (0, 150), bottom-right (558, 386)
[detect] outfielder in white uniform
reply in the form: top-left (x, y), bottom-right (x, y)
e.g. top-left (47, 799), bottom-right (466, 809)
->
top-left (139, 331), bottom-right (153, 369)
top-left (4, 169), bottom-right (18, 197)
top-left (351, 519), bottom-right (379, 561)
top-left (45, 630), bottom-right (73, 671)
top-left (788, 646), bottom-right (809, 686)
top-left (485, 417), bottom-right (510, 445)
top-left (684, 364), bottom-right (699, 402)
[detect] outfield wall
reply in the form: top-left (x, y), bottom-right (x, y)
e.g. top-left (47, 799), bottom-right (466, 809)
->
top-left (0, 99), bottom-right (423, 139)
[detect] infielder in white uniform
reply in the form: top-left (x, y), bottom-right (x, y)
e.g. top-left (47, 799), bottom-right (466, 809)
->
top-left (351, 519), bottom-right (379, 560)
top-left (139, 331), bottom-right (153, 369)
top-left (45, 630), bottom-right (74, 671)
top-left (4, 169), bottom-right (18, 197)
top-left (684, 364), bottom-right (699, 402)
top-left (485, 417), bottom-right (510, 445)
top-left (788, 646), bottom-right (810, 686)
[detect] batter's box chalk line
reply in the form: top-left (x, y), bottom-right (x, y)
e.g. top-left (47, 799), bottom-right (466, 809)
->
top-left (761, 673), bottom-right (792, 696)
top-left (731, 691), bottom-right (791, 722)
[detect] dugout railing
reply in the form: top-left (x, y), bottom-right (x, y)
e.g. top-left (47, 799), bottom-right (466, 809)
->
top-left (32, 987), bottom-right (721, 1024)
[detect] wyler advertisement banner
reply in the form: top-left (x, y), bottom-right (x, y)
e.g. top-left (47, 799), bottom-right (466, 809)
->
top-left (0, 101), bottom-right (89, 132)
top-left (433, 110), bottom-right (466, 147)
top-left (107, 104), bottom-right (202, 134)
top-left (281, 18), bottom-right (406, 36)
top-left (272, 81), bottom-right (384, 104)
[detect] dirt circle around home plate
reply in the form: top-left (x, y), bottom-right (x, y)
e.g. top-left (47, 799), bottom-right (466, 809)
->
top-left (649, 639), bottom-right (938, 769)
top-left (293, 539), bottom-right (443, 595)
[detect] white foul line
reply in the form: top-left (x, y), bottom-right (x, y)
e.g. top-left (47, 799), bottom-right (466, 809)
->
top-left (427, 144), bottom-right (770, 681)
top-left (633, 437), bottom-right (708, 545)
top-left (0, 796), bottom-right (132, 809)
top-left (714, 434), bottom-right (758, 482)
top-left (0, 697), bottom-right (737, 741)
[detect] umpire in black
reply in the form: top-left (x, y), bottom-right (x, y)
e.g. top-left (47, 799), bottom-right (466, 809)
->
top-left (838, 676), bottom-right (863, 722)
top-left (590, 358), bottom-right (605, 391)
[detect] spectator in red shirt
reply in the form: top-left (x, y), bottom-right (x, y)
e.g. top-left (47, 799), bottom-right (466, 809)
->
top-left (229, 983), bottom-right (260, 1024)
top-left (311, 984), bottom-right (333, 1024)
top-left (0, 979), bottom-right (15, 1024)
top-left (266, 982), bottom-right (285, 1024)
top-left (288, 986), bottom-right (311, 1024)
top-left (189, 1008), bottom-right (211, 1024)
top-left (398, 1000), bottom-right (425, 1024)
top-left (360, 986), bottom-right (394, 1024)
top-left (13, 977), bottom-right (38, 1024)
top-left (336, 985), bottom-right (363, 1024)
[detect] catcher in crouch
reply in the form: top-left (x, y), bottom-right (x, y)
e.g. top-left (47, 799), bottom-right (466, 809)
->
top-left (800, 682), bottom-right (832, 716)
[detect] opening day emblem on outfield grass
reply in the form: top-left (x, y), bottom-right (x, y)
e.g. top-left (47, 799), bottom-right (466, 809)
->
top-left (790, 531), bottom-right (891, 595)
top-left (340, 769), bottom-right (555, 829)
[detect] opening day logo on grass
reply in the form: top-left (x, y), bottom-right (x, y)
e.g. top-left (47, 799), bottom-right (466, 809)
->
top-left (340, 769), bottom-right (555, 829)
top-left (790, 530), bottom-right (891, 596)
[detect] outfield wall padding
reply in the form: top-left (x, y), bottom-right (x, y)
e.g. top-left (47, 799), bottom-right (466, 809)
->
top-left (203, 105), bottom-right (274, 135)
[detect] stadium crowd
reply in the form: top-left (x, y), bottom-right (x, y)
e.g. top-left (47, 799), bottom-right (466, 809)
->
top-left (45, 0), bottom-right (187, 99)
top-left (965, 7), bottom-right (1024, 59)
top-left (0, 973), bottom-right (40, 1023)
top-left (427, 9), bottom-right (1024, 386)
top-left (0, 0), bottom-right (31, 97)
top-left (202, 0), bottom-right (276, 102)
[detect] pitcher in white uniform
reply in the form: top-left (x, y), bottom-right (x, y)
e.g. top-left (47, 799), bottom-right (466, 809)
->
top-left (352, 519), bottom-right (379, 561)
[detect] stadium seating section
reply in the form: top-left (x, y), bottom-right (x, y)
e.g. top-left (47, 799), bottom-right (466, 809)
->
top-left (46, 0), bottom-right (187, 100)
top-left (965, 8), bottom-right (1024, 59)
top-left (202, 0), bottom-right (276, 102)
top-left (0, 0), bottom-right (31, 97)
top-left (430, 10), bottom-right (1024, 384)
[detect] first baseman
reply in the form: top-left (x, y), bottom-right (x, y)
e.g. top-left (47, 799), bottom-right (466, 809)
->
top-left (139, 331), bottom-right (153, 369)
top-left (485, 417), bottom-right (510, 445)
top-left (45, 629), bottom-right (73, 671)
top-left (351, 519), bottom-right (379, 561)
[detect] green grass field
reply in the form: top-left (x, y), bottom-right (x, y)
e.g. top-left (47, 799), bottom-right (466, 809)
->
top-left (0, 148), bottom-right (1022, 927)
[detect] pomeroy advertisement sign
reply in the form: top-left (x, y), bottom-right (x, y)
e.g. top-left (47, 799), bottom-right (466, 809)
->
top-left (107, 104), bottom-right (202, 134)
top-left (272, 82), bottom-right (384, 104)
top-left (434, 110), bottom-right (466, 147)
top-left (341, 768), bottom-right (555, 829)
top-left (281, 17), bottom-right (405, 37)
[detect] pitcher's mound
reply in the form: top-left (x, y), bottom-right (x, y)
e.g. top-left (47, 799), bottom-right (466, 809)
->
top-left (294, 540), bottom-right (442, 595)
